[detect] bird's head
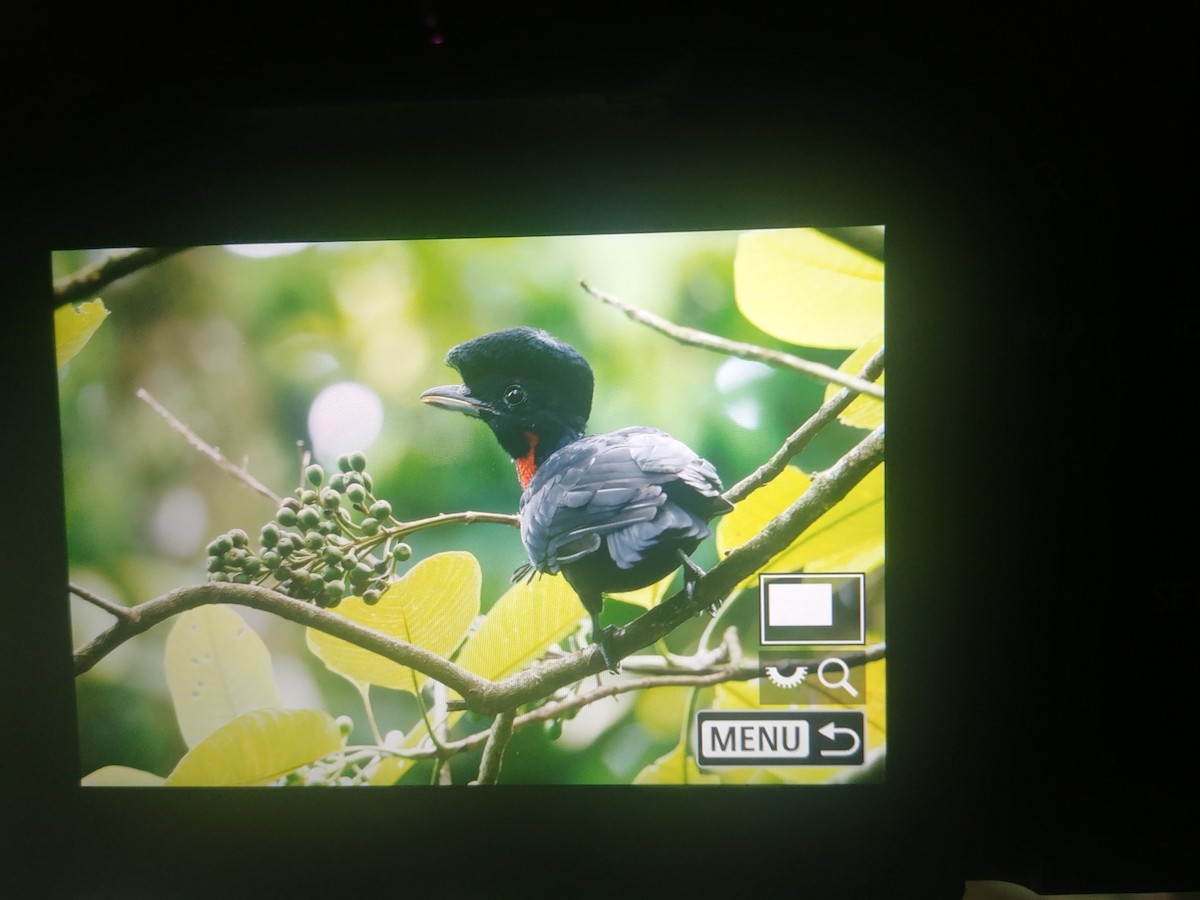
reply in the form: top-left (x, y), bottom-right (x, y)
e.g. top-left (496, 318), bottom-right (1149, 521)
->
top-left (420, 327), bottom-right (594, 487)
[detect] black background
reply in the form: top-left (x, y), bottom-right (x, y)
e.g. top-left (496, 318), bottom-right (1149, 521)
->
top-left (3, 5), bottom-right (1193, 898)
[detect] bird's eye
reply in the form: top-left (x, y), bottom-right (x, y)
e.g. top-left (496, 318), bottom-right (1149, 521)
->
top-left (503, 385), bottom-right (528, 407)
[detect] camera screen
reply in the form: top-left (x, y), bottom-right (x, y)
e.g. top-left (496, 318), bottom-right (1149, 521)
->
top-left (56, 226), bottom-right (884, 787)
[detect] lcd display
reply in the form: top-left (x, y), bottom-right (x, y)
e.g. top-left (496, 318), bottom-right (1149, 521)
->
top-left (55, 227), bottom-right (884, 787)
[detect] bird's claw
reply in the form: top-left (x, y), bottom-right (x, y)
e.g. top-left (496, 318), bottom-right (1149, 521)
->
top-left (593, 624), bottom-right (621, 673)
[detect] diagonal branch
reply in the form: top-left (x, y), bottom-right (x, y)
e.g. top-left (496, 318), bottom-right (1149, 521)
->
top-left (53, 247), bottom-right (188, 307)
top-left (725, 344), bottom-right (884, 503)
top-left (580, 279), bottom-right (885, 400)
top-left (73, 425), bottom-right (884, 716)
top-left (419, 643), bottom-right (888, 761)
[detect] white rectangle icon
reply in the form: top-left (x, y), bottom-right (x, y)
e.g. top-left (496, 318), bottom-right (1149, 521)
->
top-left (766, 582), bottom-right (833, 627)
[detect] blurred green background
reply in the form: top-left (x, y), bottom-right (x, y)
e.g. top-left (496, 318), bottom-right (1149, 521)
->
top-left (55, 231), bottom-right (874, 782)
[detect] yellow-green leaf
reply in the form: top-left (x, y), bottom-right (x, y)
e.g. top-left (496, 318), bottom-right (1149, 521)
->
top-left (455, 573), bottom-right (583, 682)
top-left (715, 465), bottom-right (884, 588)
top-left (734, 229), bottom-right (883, 349)
top-left (633, 741), bottom-right (720, 785)
top-left (82, 765), bottom-right (165, 787)
top-left (164, 708), bottom-right (342, 786)
top-left (826, 332), bottom-right (885, 430)
top-left (306, 551), bottom-right (481, 693)
top-left (165, 605), bottom-right (283, 749)
top-left (54, 299), bottom-right (110, 368)
top-left (367, 755), bottom-right (411, 786)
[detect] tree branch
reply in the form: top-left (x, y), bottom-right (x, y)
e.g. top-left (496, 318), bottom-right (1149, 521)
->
top-left (434, 642), bottom-right (887, 761)
top-left (471, 708), bottom-right (514, 784)
top-left (580, 279), bottom-right (885, 400)
top-left (725, 344), bottom-right (884, 503)
top-left (53, 247), bottom-right (188, 307)
top-left (73, 582), bottom-right (498, 702)
top-left (74, 424), bottom-right (884, 715)
top-left (69, 582), bottom-right (135, 623)
top-left (72, 427), bottom-right (883, 720)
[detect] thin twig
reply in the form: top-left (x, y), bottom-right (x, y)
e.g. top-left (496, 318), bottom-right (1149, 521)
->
top-left (725, 344), bottom-right (885, 503)
top-left (392, 510), bottom-right (519, 536)
top-left (472, 708), bottom-right (515, 784)
top-left (580, 280), bottom-right (885, 400)
top-left (68, 582), bottom-right (136, 623)
top-left (53, 247), bottom-right (188, 307)
top-left (137, 388), bottom-right (283, 505)
top-left (435, 641), bottom-right (887, 759)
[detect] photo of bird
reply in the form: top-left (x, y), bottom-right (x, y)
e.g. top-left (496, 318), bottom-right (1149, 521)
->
top-left (421, 326), bottom-right (733, 669)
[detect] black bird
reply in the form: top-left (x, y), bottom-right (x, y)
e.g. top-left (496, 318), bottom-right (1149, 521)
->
top-left (420, 327), bottom-right (733, 670)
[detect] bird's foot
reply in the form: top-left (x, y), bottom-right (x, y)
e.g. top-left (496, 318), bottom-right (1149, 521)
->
top-left (592, 624), bottom-right (621, 673)
top-left (677, 552), bottom-right (718, 616)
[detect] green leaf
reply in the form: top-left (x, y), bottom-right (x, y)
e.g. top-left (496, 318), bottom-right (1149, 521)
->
top-left (826, 332), bottom-right (885, 430)
top-left (165, 605), bottom-right (283, 749)
top-left (633, 741), bottom-right (719, 785)
top-left (715, 465), bottom-right (885, 588)
top-left (454, 572), bottom-right (583, 682)
top-left (734, 229), bottom-right (883, 349)
top-left (164, 708), bottom-right (342, 786)
top-left (306, 551), bottom-right (481, 693)
top-left (82, 765), bottom-right (165, 787)
top-left (54, 299), bottom-right (110, 368)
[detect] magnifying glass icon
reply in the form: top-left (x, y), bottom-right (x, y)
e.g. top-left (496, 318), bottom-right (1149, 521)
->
top-left (817, 657), bottom-right (859, 698)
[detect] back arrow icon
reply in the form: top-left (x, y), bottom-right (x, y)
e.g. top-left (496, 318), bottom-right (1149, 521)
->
top-left (817, 721), bottom-right (862, 758)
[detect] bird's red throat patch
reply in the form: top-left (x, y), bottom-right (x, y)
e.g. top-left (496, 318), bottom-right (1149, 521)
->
top-left (516, 431), bottom-right (540, 489)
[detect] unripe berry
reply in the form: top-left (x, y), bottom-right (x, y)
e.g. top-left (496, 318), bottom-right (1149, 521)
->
top-left (305, 464), bottom-right (325, 487)
top-left (369, 499), bottom-right (392, 520)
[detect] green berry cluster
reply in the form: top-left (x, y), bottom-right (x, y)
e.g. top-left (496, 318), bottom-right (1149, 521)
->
top-left (206, 451), bottom-right (412, 608)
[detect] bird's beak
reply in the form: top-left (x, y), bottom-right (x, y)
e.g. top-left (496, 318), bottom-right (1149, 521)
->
top-left (419, 384), bottom-right (491, 418)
